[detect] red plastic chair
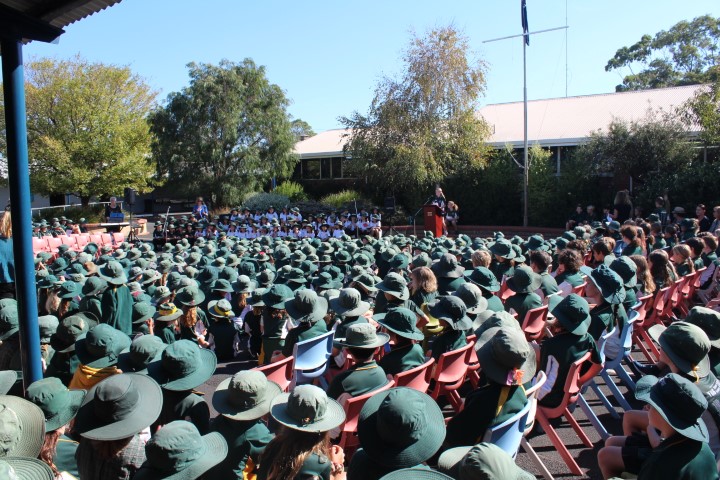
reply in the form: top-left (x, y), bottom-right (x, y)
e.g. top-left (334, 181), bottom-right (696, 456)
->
top-left (571, 281), bottom-right (587, 297)
top-left (429, 342), bottom-right (474, 414)
top-left (100, 233), bottom-right (113, 246)
top-left (112, 232), bottom-right (125, 245)
top-left (678, 270), bottom-right (704, 316)
top-left (465, 334), bottom-right (481, 388)
top-left (59, 235), bottom-right (75, 248)
top-left (393, 357), bottom-right (435, 393)
top-left (90, 234), bottom-right (103, 246)
top-left (33, 237), bottom-right (49, 255)
top-left (521, 305), bottom-right (549, 342)
top-left (658, 280), bottom-right (681, 322)
top-left (253, 356), bottom-right (294, 392)
top-left (337, 380), bottom-right (395, 456)
top-left (634, 287), bottom-right (669, 362)
top-left (75, 234), bottom-right (90, 251)
top-left (535, 351), bottom-right (602, 476)
top-left (46, 237), bottom-right (62, 255)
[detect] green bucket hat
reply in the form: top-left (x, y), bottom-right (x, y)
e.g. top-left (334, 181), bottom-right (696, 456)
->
top-left (353, 273), bottom-right (379, 292)
top-left (428, 296), bottom-right (472, 331)
top-left (133, 302), bottom-right (157, 324)
top-left (0, 395), bottom-right (46, 457)
top-left (635, 373), bottom-right (709, 442)
top-left (0, 299), bottom-right (19, 341)
top-left (249, 288), bottom-right (267, 308)
top-left (213, 370), bottom-right (283, 421)
top-left (431, 253), bottom-right (465, 279)
top-left (475, 327), bottom-right (536, 386)
top-left (74, 373), bottom-right (163, 441)
top-left (270, 384), bottom-right (345, 433)
top-left (118, 335), bottom-right (168, 374)
top-left (379, 469), bottom-right (453, 480)
top-left (56, 281), bottom-right (80, 299)
top-left (148, 340), bottom-right (217, 391)
top-left (210, 278), bottom-right (233, 293)
top-left (152, 286), bottom-right (172, 305)
top-left (233, 275), bottom-right (256, 294)
top-left (506, 266), bottom-right (542, 294)
top-left (207, 299), bottom-right (235, 319)
top-left (329, 288), bottom-right (371, 318)
top-left (26, 377), bottom-right (86, 432)
top-left (336, 323), bottom-right (390, 349)
top-left (609, 256), bottom-right (638, 289)
top-left (685, 307), bottom-right (720, 349)
top-left (0, 457), bottom-right (54, 480)
top-left (357, 387), bottom-right (445, 468)
top-left (464, 267), bottom-right (500, 293)
top-left (550, 294), bottom-right (591, 336)
top-left (49, 314), bottom-right (93, 353)
top-left (580, 265), bottom-right (626, 305)
top-left (376, 273), bottom-right (409, 301)
top-left (648, 321), bottom-right (711, 378)
top-left (155, 303), bottom-right (183, 322)
top-left (374, 307), bottom-right (424, 341)
top-left (489, 240), bottom-right (516, 260)
top-left (453, 283), bottom-right (488, 315)
top-left (285, 289), bottom-right (328, 324)
top-left (0, 371), bottom-right (18, 396)
top-left (438, 442), bottom-right (536, 480)
top-left (75, 324), bottom-right (131, 368)
top-left (312, 272), bottom-right (337, 290)
top-left (134, 420), bottom-right (228, 480)
top-left (97, 260), bottom-right (128, 286)
top-left (261, 284), bottom-right (294, 309)
top-left (175, 286), bottom-right (206, 307)
top-left (38, 315), bottom-right (59, 344)
top-left (81, 276), bottom-right (108, 298)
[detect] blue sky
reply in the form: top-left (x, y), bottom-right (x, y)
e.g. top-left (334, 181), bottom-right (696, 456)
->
top-left (26, 0), bottom-right (716, 133)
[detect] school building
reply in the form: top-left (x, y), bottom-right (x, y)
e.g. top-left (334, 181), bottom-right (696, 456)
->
top-left (292, 84), bottom-right (710, 195)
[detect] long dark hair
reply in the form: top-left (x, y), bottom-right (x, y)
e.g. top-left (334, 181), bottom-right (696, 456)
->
top-left (260, 427), bottom-right (331, 479)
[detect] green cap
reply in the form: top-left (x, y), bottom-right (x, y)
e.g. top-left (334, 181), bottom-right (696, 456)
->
top-left (38, 315), bottom-right (59, 344)
top-left (475, 327), bottom-right (537, 386)
top-left (580, 264), bottom-right (626, 305)
top-left (428, 296), bottom-right (472, 331)
top-left (149, 340), bottom-right (217, 391)
top-left (261, 284), bottom-right (294, 309)
top-left (376, 273), bottom-right (409, 300)
top-left (75, 324), bottom-right (131, 368)
top-left (284, 288), bottom-right (328, 324)
top-left (0, 458), bottom-right (54, 480)
top-left (270, 384), bottom-right (345, 433)
top-left (0, 299), bottom-right (19, 341)
top-left (132, 302), bottom-right (157, 324)
top-left (464, 267), bottom-right (500, 292)
top-left (0, 395), bottom-right (46, 457)
top-left (609, 256), bottom-right (638, 288)
top-left (97, 260), bottom-right (128, 285)
top-left (207, 299), bottom-right (235, 319)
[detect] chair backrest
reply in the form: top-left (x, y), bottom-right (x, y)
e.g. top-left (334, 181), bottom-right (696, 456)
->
top-left (620, 310), bottom-right (640, 352)
top-left (633, 294), bottom-right (653, 325)
top-left (32, 237), bottom-right (48, 254)
top-left (393, 357), bottom-right (435, 393)
top-left (254, 356), bottom-right (294, 392)
top-left (597, 326), bottom-right (617, 364)
top-left (523, 371), bottom-right (547, 436)
top-left (545, 351), bottom-right (601, 415)
top-left (482, 397), bottom-right (533, 458)
top-left (60, 236), bottom-right (75, 246)
top-left (292, 330), bottom-right (335, 372)
top-left (46, 237), bottom-right (62, 252)
top-left (433, 341), bottom-right (473, 384)
top-left (571, 282), bottom-right (587, 297)
top-left (75, 235), bottom-right (90, 249)
top-left (651, 286), bottom-right (670, 318)
top-left (521, 304), bottom-right (549, 341)
top-left (692, 268), bottom-right (707, 289)
top-left (90, 234), bottom-right (103, 245)
top-left (341, 380), bottom-right (395, 435)
top-left (112, 232), bottom-right (125, 244)
top-left (100, 233), bottom-right (113, 246)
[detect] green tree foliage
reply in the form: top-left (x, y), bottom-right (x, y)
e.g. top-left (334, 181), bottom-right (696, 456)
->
top-left (340, 25), bottom-right (492, 208)
top-left (149, 59), bottom-right (297, 208)
top-left (682, 78), bottom-right (720, 146)
top-left (0, 56), bottom-right (157, 206)
top-left (274, 181), bottom-right (309, 202)
top-left (290, 119), bottom-right (315, 142)
top-left (605, 15), bottom-right (720, 91)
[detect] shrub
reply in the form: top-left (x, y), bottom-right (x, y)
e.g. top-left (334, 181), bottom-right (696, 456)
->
top-left (242, 192), bottom-right (290, 212)
top-left (274, 181), bottom-right (309, 202)
top-left (320, 190), bottom-right (364, 208)
top-left (33, 205), bottom-right (105, 224)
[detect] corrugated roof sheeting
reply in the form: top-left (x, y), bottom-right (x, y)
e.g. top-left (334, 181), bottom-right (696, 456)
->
top-left (1, 0), bottom-right (122, 31)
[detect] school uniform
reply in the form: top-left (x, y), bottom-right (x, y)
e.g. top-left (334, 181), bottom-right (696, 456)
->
top-left (555, 271), bottom-right (584, 288)
top-left (45, 350), bottom-right (81, 386)
top-left (348, 449), bottom-right (431, 480)
top-left (588, 302), bottom-right (627, 342)
top-left (483, 293), bottom-right (505, 313)
top-left (622, 245), bottom-right (643, 257)
top-left (209, 416), bottom-right (273, 479)
top-left (101, 284), bottom-right (134, 336)
top-left (209, 319), bottom-right (241, 361)
top-left (281, 320), bottom-right (328, 358)
top-left (490, 260), bottom-right (514, 282)
top-left (327, 360), bottom-right (389, 400)
top-left (676, 263), bottom-right (693, 278)
top-left (410, 289), bottom-right (438, 310)
top-left (637, 434), bottom-right (718, 480)
top-left (446, 383), bottom-right (528, 447)
top-left (261, 311), bottom-right (287, 363)
top-left (377, 343), bottom-right (425, 376)
top-left (437, 276), bottom-right (467, 295)
top-left (156, 322), bottom-right (178, 344)
top-left (538, 272), bottom-right (559, 297)
top-left (56, 434), bottom-right (80, 478)
top-left (622, 286), bottom-right (638, 313)
top-left (78, 295), bottom-right (102, 321)
top-left (429, 329), bottom-right (466, 361)
top-left (258, 452), bottom-right (331, 480)
top-left (153, 389), bottom-right (210, 434)
top-left (505, 292), bottom-right (542, 324)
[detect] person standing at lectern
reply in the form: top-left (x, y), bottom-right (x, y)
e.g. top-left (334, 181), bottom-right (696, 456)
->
top-left (430, 186), bottom-right (448, 236)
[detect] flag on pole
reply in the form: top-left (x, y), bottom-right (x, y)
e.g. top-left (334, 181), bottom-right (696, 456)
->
top-left (521, 0), bottom-right (530, 45)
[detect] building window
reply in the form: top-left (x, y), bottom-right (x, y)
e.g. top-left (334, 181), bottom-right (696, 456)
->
top-left (302, 159), bottom-right (321, 179)
top-left (321, 158), bottom-right (331, 178)
top-left (332, 157), bottom-right (343, 178)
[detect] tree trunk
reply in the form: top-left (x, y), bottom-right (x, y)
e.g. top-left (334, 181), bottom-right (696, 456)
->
top-left (80, 196), bottom-right (91, 208)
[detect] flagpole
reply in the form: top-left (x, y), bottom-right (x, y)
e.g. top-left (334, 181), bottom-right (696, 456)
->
top-left (523, 34), bottom-right (529, 227)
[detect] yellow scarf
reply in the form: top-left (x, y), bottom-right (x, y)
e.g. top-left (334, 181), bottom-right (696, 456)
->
top-left (68, 364), bottom-right (120, 390)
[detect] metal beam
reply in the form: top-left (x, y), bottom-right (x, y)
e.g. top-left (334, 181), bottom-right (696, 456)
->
top-left (0, 4), bottom-right (64, 43)
top-left (1, 39), bottom-right (43, 388)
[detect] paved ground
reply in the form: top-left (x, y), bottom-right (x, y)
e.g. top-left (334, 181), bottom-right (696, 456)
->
top-left (198, 338), bottom-right (642, 480)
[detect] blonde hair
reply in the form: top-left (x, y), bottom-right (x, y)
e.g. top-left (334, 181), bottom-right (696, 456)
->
top-left (672, 244), bottom-right (694, 274)
top-left (0, 212), bottom-right (11, 238)
top-left (179, 306), bottom-right (198, 328)
top-left (471, 250), bottom-right (491, 268)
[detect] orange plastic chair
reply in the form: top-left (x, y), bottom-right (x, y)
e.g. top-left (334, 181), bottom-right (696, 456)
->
top-left (521, 305), bottom-right (549, 342)
top-left (337, 380), bottom-right (395, 455)
top-left (634, 287), bottom-right (670, 362)
top-left (465, 334), bottom-right (481, 388)
top-left (393, 357), bottom-right (435, 393)
top-left (535, 351), bottom-right (602, 476)
top-left (60, 235), bottom-right (75, 249)
top-left (253, 356), bottom-right (294, 392)
top-left (571, 281), bottom-right (587, 297)
top-left (428, 341), bottom-right (474, 414)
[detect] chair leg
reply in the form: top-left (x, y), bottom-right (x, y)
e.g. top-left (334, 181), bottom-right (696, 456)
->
top-left (600, 370), bottom-right (632, 412)
top-left (616, 360), bottom-right (637, 392)
top-left (535, 411), bottom-right (584, 476)
top-left (587, 380), bottom-right (620, 419)
top-left (639, 329), bottom-right (661, 359)
top-left (562, 404), bottom-right (595, 447)
top-left (577, 394), bottom-right (609, 441)
top-left (520, 437), bottom-right (555, 480)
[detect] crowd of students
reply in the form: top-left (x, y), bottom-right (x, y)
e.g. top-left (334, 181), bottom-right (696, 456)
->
top-left (2, 202), bottom-right (720, 479)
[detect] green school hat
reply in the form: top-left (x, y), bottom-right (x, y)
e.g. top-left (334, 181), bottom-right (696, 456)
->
top-left (464, 267), bottom-right (500, 292)
top-left (152, 286), bottom-right (172, 305)
top-left (75, 324), bottom-right (131, 368)
top-left (648, 321), bottom-right (711, 379)
top-left (0, 299), bottom-right (19, 341)
top-left (262, 284), bottom-right (294, 309)
top-left (428, 296), bottom-right (472, 331)
top-left (213, 370), bottom-right (282, 421)
top-left (330, 288), bottom-right (371, 318)
top-left (118, 335), bottom-right (168, 374)
top-left (132, 302), bottom-right (157, 324)
top-left (134, 421), bottom-right (228, 480)
top-left (0, 457), bottom-right (54, 480)
top-left (38, 315), bottom-right (59, 344)
top-left (550, 294), bottom-right (591, 336)
top-left (580, 264), bottom-right (626, 305)
top-left (524, 234), bottom-right (546, 251)
top-left (358, 387), bottom-right (445, 468)
top-left (438, 442), bottom-right (536, 480)
top-left (685, 307), bottom-right (720, 349)
top-left (249, 288), bottom-right (267, 308)
top-left (336, 323), bottom-right (390, 349)
top-left (148, 340), bottom-right (217, 391)
top-left (609, 256), bottom-right (638, 288)
top-left (210, 278), bottom-right (233, 293)
top-left (26, 377), bottom-right (86, 432)
top-left (453, 283), bottom-right (488, 315)
top-left (0, 371), bottom-right (18, 396)
top-left (0, 395), bottom-right (46, 457)
top-left (312, 272), bottom-right (337, 290)
top-left (233, 275), bottom-right (256, 294)
top-left (635, 373), bottom-right (709, 442)
top-left (175, 286), bottom-right (206, 307)
top-left (207, 299), bottom-right (235, 319)
top-left (506, 265), bottom-right (541, 294)
top-left (270, 384), bottom-right (345, 433)
top-left (431, 253), bottom-right (465, 279)
top-left (379, 470), bottom-right (454, 480)
top-left (285, 289), bottom-right (328, 324)
top-left (98, 260), bottom-right (128, 286)
top-left (49, 313), bottom-right (94, 353)
top-left (489, 239), bottom-right (516, 260)
top-left (353, 273), bottom-right (379, 292)
top-left (475, 327), bottom-right (536, 386)
top-left (377, 272), bottom-right (409, 301)
top-left (74, 373), bottom-right (163, 441)
top-left (374, 307), bottom-right (424, 341)
top-left (56, 281), bottom-right (80, 299)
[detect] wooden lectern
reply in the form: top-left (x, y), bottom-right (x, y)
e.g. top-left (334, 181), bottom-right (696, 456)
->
top-left (423, 205), bottom-right (444, 237)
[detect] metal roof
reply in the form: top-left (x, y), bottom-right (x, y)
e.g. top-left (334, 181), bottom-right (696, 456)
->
top-left (1, 0), bottom-right (122, 37)
top-left (294, 85), bottom-right (705, 156)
